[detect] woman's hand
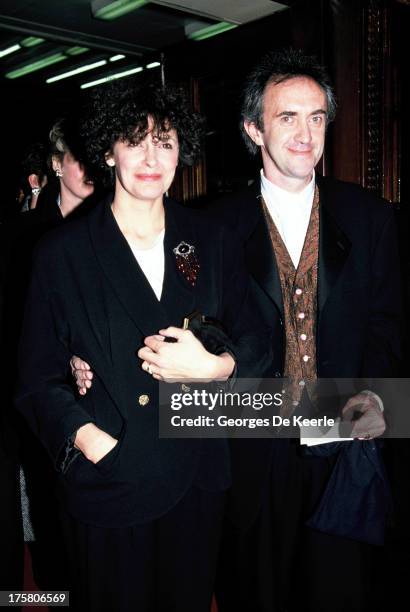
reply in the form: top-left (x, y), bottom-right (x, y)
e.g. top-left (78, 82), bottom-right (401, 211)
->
top-left (137, 326), bottom-right (235, 382)
top-left (70, 355), bottom-right (93, 396)
top-left (74, 423), bottom-right (118, 464)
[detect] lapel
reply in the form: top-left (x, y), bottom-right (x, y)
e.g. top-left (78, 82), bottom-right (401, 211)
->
top-left (159, 198), bottom-right (197, 325)
top-left (245, 185), bottom-right (284, 318)
top-left (317, 177), bottom-right (351, 315)
top-left (246, 177), bottom-right (351, 320)
top-left (87, 196), bottom-right (196, 338)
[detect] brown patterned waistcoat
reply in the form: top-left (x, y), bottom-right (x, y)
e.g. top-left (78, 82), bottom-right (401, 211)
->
top-left (261, 186), bottom-right (320, 416)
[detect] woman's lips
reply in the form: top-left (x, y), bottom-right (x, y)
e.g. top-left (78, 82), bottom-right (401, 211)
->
top-left (136, 173), bottom-right (162, 181)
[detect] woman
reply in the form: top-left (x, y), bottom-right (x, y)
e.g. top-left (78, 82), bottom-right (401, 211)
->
top-left (35, 116), bottom-right (95, 223)
top-left (1, 113), bottom-right (97, 593)
top-left (19, 142), bottom-right (49, 213)
top-left (16, 81), bottom-right (270, 611)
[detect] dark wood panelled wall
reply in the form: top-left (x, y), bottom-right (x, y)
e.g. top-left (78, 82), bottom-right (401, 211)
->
top-left (329, 0), bottom-right (405, 203)
top-left (166, 0), bottom-right (408, 205)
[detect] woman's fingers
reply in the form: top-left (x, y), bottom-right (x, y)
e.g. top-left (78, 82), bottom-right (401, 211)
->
top-left (70, 355), bottom-right (94, 396)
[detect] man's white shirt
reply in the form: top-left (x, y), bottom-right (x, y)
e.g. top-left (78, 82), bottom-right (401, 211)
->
top-left (260, 169), bottom-right (315, 268)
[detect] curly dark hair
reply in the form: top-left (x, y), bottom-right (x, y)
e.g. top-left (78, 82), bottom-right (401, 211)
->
top-left (81, 80), bottom-right (204, 186)
top-left (241, 48), bottom-right (337, 155)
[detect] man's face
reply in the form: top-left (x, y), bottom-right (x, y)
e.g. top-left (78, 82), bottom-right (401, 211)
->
top-left (245, 76), bottom-right (327, 191)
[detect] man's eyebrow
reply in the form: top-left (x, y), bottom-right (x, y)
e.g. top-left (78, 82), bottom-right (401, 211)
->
top-left (276, 109), bottom-right (327, 117)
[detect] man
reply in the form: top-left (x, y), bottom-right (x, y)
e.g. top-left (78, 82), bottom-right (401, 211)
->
top-left (213, 49), bottom-right (402, 612)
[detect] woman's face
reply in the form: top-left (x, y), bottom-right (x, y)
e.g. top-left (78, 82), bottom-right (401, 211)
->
top-left (106, 121), bottom-right (179, 204)
top-left (55, 152), bottom-right (94, 201)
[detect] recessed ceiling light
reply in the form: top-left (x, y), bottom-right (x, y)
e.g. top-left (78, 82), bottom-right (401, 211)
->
top-left (91, 0), bottom-right (149, 20)
top-left (5, 53), bottom-right (67, 79)
top-left (187, 21), bottom-right (238, 41)
top-left (20, 37), bottom-right (45, 48)
top-left (0, 44), bottom-right (21, 59)
top-left (81, 65), bottom-right (143, 89)
top-left (46, 60), bottom-right (108, 84)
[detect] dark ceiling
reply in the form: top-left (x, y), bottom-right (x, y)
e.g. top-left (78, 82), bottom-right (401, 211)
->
top-left (0, 1), bottom-right (294, 91)
top-left (0, 0), bottom-right (298, 217)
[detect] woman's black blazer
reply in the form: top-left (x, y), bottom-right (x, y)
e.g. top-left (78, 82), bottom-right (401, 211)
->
top-left (16, 196), bottom-right (271, 528)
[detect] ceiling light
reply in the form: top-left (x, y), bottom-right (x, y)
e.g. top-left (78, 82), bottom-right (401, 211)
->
top-left (109, 54), bottom-right (125, 62)
top-left (146, 61), bottom-right (160, 69)
top-left (46, 60), bottom-right (107, 84)
top-left (81, 65), bottom-right (143, 89)
top-left (0, 44), bottom-right (21, 59)
top-left (91, 0), bottom-right (149, 20)
top-left (66, 46), bottom-right (90, 56)
top-left (20, 37), bottom-right (45, 48)
top-left (5, 53), bottom-right (67, 79)
top-left (187, 21), bottom-right (238, 41)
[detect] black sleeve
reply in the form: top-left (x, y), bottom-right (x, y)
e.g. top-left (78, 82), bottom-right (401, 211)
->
top-left (15, 254), bottom-right (94, 470)
top-left (363, 207), bottom-right (403, 377)
top-left (219, 226), bottom-right (273, 380)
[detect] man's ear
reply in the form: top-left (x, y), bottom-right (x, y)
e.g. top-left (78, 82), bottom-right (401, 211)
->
top-left (243, 120), bottom-right (263, 147)
top-left (28, 174), bottom-right (40, 189)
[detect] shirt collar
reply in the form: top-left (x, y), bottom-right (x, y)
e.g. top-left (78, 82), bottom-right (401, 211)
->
top-left (260, 168), bottom-right (315, 206)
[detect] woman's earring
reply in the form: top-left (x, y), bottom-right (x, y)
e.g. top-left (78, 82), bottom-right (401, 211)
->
top-left (55, 169), bottom-right (63, 178)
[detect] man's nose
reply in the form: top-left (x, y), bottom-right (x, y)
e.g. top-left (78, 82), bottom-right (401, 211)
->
top-left (295, 120), bottom-right (312, 144)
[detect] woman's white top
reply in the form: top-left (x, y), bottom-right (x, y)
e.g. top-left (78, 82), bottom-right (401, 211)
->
top-left (129, 229), bottom-right (165, 300)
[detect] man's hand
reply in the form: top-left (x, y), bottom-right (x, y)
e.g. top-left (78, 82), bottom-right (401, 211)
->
top-left (70, 355), bottom-right (93, 396)
top-left (342, 391), bottom-right (386, 440)
top-left (137, 326), bottom-right (235, 382)
top-left (74, 423), bottom-right (118, 464)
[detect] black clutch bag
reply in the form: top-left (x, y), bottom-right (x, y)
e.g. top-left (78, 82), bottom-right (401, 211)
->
top-left (166, 310), bottom-right (235, 357)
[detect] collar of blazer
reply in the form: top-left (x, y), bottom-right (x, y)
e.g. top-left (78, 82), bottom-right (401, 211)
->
top-left (245, 174), bottom-right (351, 318)
top-left (87, 194), bottom-right (196, 339)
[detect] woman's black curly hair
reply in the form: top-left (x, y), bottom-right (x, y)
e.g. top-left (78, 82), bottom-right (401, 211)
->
top-left (81, 80), bottom-right (204, 186)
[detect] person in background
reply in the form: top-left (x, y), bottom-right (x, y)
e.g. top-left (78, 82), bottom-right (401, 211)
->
top-left (19, 142), bottom-right (49, 213)
top-left (0, 110), bottom-right (97, 593)
top-left (34, 116), bottom-right (96, 225)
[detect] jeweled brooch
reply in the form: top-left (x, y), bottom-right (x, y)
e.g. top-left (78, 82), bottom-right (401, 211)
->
top-left (173, 241), bottom-right (200, 286)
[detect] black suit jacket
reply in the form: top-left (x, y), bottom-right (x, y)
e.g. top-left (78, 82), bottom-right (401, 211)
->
top-left (16, 196), bottom-right (271, 528)
top-left (214, 175), bottom-right (403, 527)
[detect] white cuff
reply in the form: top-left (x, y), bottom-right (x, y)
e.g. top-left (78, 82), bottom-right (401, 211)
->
top-left (361, 389), bottom-right (384, 412)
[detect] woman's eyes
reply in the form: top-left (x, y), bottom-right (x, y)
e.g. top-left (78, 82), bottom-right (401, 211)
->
top-left (127, 140), bottom-right (173, 149)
